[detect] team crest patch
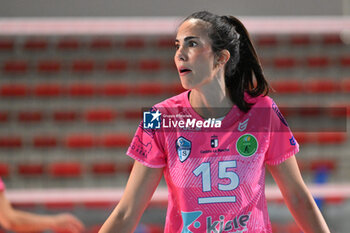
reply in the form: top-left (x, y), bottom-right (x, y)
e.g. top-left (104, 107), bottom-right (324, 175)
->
top-left (236, 134), bottom-right (258, 157)
top-left (176, 136), bottom-right (192, 162)
top-left (210, 135), bottom-right (218, 148)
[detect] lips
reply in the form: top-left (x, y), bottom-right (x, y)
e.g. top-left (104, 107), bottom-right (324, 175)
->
top-left (178, 67), bottom-right (192, 75)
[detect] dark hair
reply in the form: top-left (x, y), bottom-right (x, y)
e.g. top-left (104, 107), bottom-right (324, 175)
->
top-left (183, 11), bottom-right (270, 112)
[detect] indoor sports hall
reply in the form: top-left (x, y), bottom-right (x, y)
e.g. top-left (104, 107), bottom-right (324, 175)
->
top-left (0, 0), bottom-right (349, 232)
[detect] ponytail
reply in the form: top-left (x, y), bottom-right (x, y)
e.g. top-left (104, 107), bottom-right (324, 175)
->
top-left (184, 11), bottom-right (270, 112)
top-left (223, 15), bottom-right (270, 112)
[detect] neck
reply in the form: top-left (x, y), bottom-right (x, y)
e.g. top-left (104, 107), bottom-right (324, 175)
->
top-left (189, 76), bottom-right (233, 118)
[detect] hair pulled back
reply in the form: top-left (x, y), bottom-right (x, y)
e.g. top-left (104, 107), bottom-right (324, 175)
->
top-left (184, 11), bottom-right (270, 112)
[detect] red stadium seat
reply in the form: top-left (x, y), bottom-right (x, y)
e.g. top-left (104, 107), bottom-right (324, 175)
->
top-left (18, 111), bottom-right (43, 123)
top-left (270, 80), bottom-right (303, 94)
top-left (37, 60), bottom-right (61, 73)
top-left (277, 105), bottom-right (295, 117)
top-left (56, 38), bottom-right (81, 50)
top-left (85, 109), bottom-right (117, 123)
top-left (324, 196), bottom-right (346, 204)
top-left (33, 135), bottom-right (57, 148)
top-left (53, 110), bottom-right (79, 122)
top-left (0, 84), bottom-right (28, 97)
top-left (0, 39), bottom-right (14, 51)
top-left (122, 109), bottom-right (142, 120)
top-left (34, 83), bottom-right (63, 97)
top-left (341, 78), bottom-right (350, 93)
top-left (328, 104), bottom-right (349, 118)
top-left (45, 201), bottom-right (75, 210)
top-left (0, 112), bottom-right (8, 122)
top-left (104, 59), bottom-right (128, 72)
top-left (23, 38), bottom-right (48, 51)
top-left (71, 60), bottom-right (95, 72)
top-left (290, 35), bottom-right (311, 46)
top-left (137, 59), bottom-right (162, 72)
top-left (0, 163), bottom-right (9, 177)
top-left (91, 162), bottom-right (117, 175)
top-left (156, 37), bottom-right (175, 49)
top-left (101, 83), bottom-right (131, 96)
top-left (310, 159), bottom-right (336, 171)
top-left (306, 56), bottom-right (331, 68)
top-left (322, 34), bottom-right (343, 45)
top-left (293, 132), bottom-right (310, 145)
top-left (90, 38), bottom-right (113, 49)
top-left (298, 106), bottom-right (323, 117)
top-left (68, 83), bottom-right (96, 97)
top-left (306, 79), bottom-right (339, 93)
top-left (316, 132), bottom-right (346, 144)
top-left (340, 55), bottom-right (350, 67)
top-left (273, 57), bottom-right (298, 69)
top-left (133, 82), bottom-right (166, 96)
top-left (3, 60), bottom-right (28, 73)
top-left (100, 133), bottom-right (131, 148)
top-left (256, 35), bottom-right (278, 46)
top-left (124, 37), bottom-right (145, 49)
top-left (17, 163), bottom-right (44, 176)
top-left (49, 162), bottom-right (82, 177)
top-left (0, 136), bottom-right (22, 148)
top-left (65, 133), bottom-right (95, 149)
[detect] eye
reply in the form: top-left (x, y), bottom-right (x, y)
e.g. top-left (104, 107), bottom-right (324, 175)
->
top-left (174, 43), bottom-right (180, 50)
top-left (188, 40), bottom-right (198, 47)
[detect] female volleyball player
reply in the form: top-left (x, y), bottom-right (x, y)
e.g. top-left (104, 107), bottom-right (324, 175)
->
top-left (99, 11), bottom-right (330, 233)
top-left (0, 177), bottom-right (84, 232)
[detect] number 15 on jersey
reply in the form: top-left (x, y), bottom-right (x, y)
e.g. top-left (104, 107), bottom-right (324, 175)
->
top-left (193, 160), bottom-right (239, 204)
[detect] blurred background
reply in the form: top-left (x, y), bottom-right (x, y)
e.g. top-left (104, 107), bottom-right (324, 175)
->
top-left (0, 0), bottom-right (349, 232)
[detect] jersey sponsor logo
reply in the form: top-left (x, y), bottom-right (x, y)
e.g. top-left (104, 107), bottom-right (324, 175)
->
top-left (130, 135), bottom-right (152, 158)
top-left (272, 102), bottom-right (288, 126)
top-left (237, 118), bottom-right (249, 132)
top-left (236, 134), bottom-right (258, 157)
top-left (211, 135), bottom-right (218, 148)
top-left (289, 136), bottom-right (296, 146)
top-left (176, 136), bottom-right (192, 162)
top-left (181, 211), bottom-right (250, 233)
top-left (181, 211), bottom-right (202, 233)
top-left (143, 109), bottom-right (161, 129)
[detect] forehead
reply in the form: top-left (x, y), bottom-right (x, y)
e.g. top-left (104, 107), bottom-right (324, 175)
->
top-left (176, 18), bottom-right (211, 40)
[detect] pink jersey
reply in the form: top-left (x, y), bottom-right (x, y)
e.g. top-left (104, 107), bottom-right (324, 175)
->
top-left (0, 177), bottom-right (5, 192)
top-left (127, 90), bottom-right (299, 233)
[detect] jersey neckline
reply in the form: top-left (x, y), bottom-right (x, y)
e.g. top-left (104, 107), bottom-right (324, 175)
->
top-left (182, 90), bottom-right (243, 129)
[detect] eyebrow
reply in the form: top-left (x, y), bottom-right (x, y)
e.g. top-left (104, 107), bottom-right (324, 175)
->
top-left (175, 36), bottom-right (199, 43)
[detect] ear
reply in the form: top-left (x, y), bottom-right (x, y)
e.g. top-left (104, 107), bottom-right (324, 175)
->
top-left (215, 49), bottom-right (230, 67)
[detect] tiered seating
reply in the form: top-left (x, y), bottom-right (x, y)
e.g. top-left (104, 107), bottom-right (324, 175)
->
top-left (0, 22), bottom-right (349, 231)
top-left (3, 60), bottom-right (28, 73)
top-left (0, 84), bottom-right (28, 97)
top-left (49, 162), bottom-right (82, 178)
top-left (23, 38), bottom-right (48, 51)
top-left (0, 39), bottom-right (14, 51)
top-left (56, 38), bottom-right (81, 50)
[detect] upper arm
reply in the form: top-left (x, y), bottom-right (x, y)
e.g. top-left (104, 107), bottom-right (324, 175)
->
top-left (0, 192), bottom-right (15, 229)
top-left (267, 155), bottom-right (309, 201)
top-left (116, 160), bottom-right (164, 219)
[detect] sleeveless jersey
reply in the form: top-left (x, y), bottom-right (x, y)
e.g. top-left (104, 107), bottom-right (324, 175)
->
top-left (127, 91), bottom-right (299, 233)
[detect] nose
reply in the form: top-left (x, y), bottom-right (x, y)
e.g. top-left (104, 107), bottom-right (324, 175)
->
top-left (175, 47), bottom-right (187, 62)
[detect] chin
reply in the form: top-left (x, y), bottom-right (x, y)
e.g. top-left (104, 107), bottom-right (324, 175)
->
top-left (179, 80), bottom-right (193, 90)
